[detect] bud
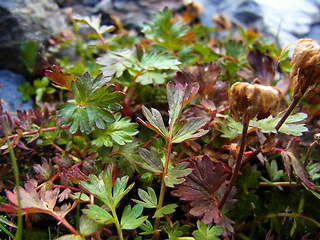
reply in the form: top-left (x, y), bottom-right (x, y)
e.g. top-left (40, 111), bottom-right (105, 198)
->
top-left (228, 81), bottom-right (282, 121)
top-left (290, 39), bottom-right (320, 98)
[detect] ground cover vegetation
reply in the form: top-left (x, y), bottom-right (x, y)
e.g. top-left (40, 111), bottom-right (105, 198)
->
top-left (0, 5), bottom-right (320, 240)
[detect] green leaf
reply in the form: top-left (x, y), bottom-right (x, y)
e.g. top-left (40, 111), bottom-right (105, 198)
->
top-left (55, 234), bottom-right (85, 240)
top-left (165, 162), bottom-right (192, 187)
top-left (142, 7), bottom-right (189, 51)
top-left (92, 113), bottom-right (138, 147)
top-left (153, 204), bottom-right (178, 218)
top-left (121, 204), bottom-right (147, 230)
top-left (82, 205), bottom-right (114, 225)
top-left (133, 187), bottom-right (158, 208)
top-left (193, 221), bottom-right (223, 240)
top-left (249, 111), bottom-right (308, 136)
top-left (167, 82), bottom-right (185, 127)
top-left (136, 147), bottom-right (164, 173)
top-left (74, 14), bottom-right (115, 35)
top-left (79, 214), bottom-right (103, 236)
top-left (160, 221), bottom-right (191, 239)
top-left (139, 52), bottom-right (180, 70)
top-left (135, 71), bottom-right (166, 85)
top-left (97, 49), bottom-right (137, 78)
top-left (70, 192), bottom-right (91, 202)
top-left (80, 165), bottom-right (134, 209)
top-left (237, 165), bottom-right (261, 192)
top-left (139, 220), bottom-right (154, 235)
top-left (172, 117), bottom-right (209, 143)
top-left (57, 72), bottom-right (123, 134)
top-left (140, 106), bottom-right (168, 138)
top-left (266, 160), bottom-right (283, 182)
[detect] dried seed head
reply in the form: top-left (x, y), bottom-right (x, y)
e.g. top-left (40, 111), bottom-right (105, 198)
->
top-left (290, 39), bottom-right (320, 97)
top-left (228, 81), bottom-right (282, 121)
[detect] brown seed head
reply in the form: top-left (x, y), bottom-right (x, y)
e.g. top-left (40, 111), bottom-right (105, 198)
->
top-left (228, 81), bottom-right (282, 121)
top-left (290, 39), bottom-right (320, 98)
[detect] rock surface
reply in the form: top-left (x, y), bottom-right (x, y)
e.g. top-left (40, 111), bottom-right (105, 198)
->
top-left (0, 70), bottom-right (33, 112)
top-left (0, 0), bottom-right (70, 73)
top-left (197, 0), bottom-right (320, 50)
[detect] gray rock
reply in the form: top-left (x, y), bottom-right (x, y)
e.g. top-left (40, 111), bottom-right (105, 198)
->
top-left (0, 0), bottom-right (70, 73)
top-left (0, 70), bottom-right (33, 113)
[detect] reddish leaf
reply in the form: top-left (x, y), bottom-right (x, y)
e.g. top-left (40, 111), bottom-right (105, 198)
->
top-left (247, 50), bottom-right (275, 85)
top-left (172, 156), bottom-right (235, 235)
top-left (2, 179), bottom-right (77, 220)
top-left (280, 138), bottom-right (314, 189)
top-left (33, 158), bottom-right (56, 182)
top-left (173, 62), bottom-right (221, 97)
top-left (45, 65), bottom-right (76, 91)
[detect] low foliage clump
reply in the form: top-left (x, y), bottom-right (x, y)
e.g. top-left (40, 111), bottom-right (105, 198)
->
top-left (1, 5), bottom-right (320, 240)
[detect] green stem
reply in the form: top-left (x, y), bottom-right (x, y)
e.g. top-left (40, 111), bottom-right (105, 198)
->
top-left (111, 208), bottom-right (124, 240)
top-left (5, 135), bottom-right (23, 240)
top-left (219, 114), bottom-right (250, 210)
top-left (153, 139), bottom-right (173, 238)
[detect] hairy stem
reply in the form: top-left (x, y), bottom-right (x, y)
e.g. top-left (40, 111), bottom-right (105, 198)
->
top-left (219, 114), bottom-right (250, 210)
top-left (153, 139), bottom-right (173, 238)
top-left (5, 125), bottom-right (69, 140)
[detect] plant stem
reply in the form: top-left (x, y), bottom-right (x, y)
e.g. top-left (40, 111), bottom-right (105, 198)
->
top-left (304, 140), bottom-right (318, 165)
top-left (259, 182), bottom-right (299, 187)
top-left (153, 139), bottom-right (173, 238)
top-left (5, 134), bottom-right (23, 240)
top-left (54, 214), bottom-right (79, 235)
top-left (219, 114), bottom-right (250, 210)
top-left (241, 89), bottom-right (307, 169)
top-left (274, 96), bottom-right (301, 131)
top-left (111, 207), bottom-right (124, 240)
top-left (5, 125), bottom-right (69, 140)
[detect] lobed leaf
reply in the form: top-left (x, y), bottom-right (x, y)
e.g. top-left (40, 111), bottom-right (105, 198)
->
top-left (57, 71), bottom-right (123, 134)
top-left (172, 156), bottom-right (235, 234)
top-left (92, 113), bottom-right (138, 147)
top-left (133, 187), bottom-right (158, 208)
top-left (193, 221), bottom-right (223, 240)
top-left (249, 111), bottom-right (308, 136)
top-left (120, 204), bottom-right (147, 230)
top-left (139, 220), bottom-right (154, 235)
top-left (82, 204), bottom-right (114, 225)
top-left (45, 65), bottom-right (76, 90)
top-left (140, 106), bottom-right (168, 138)
top-left (80, 165), bottom-right (134, 209)
top-left (164, 162), bottom-right (193, 187)
top-left (136, 147), bottom-right (163, 174)
top-left (97, 49), bottom-right (136, 78)
top-left (74, 14), bottom-right (115, 35)
top-left (135, 71), bottom-right (165, 85)
top-left (139, 52), bottom-right (180, 71)
top-left (2, 179), bottom-right (76, 220)
top-left (153, 204), bottom-right (178, 218)
top-left (79, 214), bottom-right (103, 236)
top-left (172, 117), bottom-right (209, 143)
top-left (280, 139), bottom-right (314, 190)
